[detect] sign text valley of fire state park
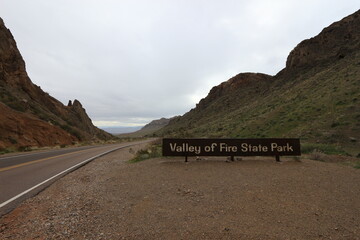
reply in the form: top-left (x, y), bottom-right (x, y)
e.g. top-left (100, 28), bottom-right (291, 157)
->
top-left (162, 138), bottom-right (301, 157)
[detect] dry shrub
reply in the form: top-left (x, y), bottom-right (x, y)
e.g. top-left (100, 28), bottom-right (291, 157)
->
top-left (309, 149), bottom-right (328, 161)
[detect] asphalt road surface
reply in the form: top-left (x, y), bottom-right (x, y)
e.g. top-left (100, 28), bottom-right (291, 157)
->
top-left (0, 140), bottom-right (153, 216)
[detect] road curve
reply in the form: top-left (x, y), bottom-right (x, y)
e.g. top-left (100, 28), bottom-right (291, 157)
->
top-left (0, 139), bottom-right (154, 216)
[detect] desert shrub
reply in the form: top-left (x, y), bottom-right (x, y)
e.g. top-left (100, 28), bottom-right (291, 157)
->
top-left (60, 124), bottom-right (83, 140)
top-left (8, 137), bottom-right (18, 144)
top-left (7, 102), bottom-right (26, 112)
top-left (0, 148), bottom-right (11, 154)
top-left (354, 162), bottom-right (360, 169)
top-left (129, 143), bottom-right (162, 163)
top-left (331, 122), bottom-right (341, 128)
top-left (309, 149), bottom-right (327, 161)
top-left (18, 146), bottom-right (32, 152)
top-left (60, 124), bottom-right (72, 132)
top-left (0, 91), bottom-right (26, 112)
top-left (301, 143), bottom-right (347, 155)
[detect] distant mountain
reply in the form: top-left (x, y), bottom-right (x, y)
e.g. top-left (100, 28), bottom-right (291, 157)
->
top-left (157, 10), bottom-right (360, 154)
top-left (100, 126), bottom-right (142, 134)
top-left (141, 117), bottom-right (174, 132)
top-left (0, 18), bottom-right (114, 151)
top-left (118, 117), bottom-right (175, 138)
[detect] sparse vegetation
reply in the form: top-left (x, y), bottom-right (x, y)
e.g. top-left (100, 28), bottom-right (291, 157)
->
top-left (354, 162), bottom-right (360, 169)
top-left (341, 161), bottom-right (360, 169)
top-left (59, 124), bottom-right (83, 140)
top-left (128, 142), bottom-right (162, 163)
top-left (309, 149), bottom-right (327, 161)
top-left (8, 136), bottom-right (18, 145)
top-left (301, 143), bottom-right (347, 155)
top-left (292, 156), bottom-right (302, 162)
top-left (0, 90), bottom-right (26, 112)
top-left (17, 146), bottom-right (32, 152)
top-left (0, 147), bottom-right (13, 155)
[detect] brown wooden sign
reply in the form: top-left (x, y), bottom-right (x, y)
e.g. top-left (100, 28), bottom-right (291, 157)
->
top-left (163, 138), bottom-right (301, 159)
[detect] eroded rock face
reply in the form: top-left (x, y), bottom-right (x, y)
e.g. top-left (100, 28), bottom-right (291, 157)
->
top-left (286, 10), bottom-right (360, 70)
top-left (196, 73), bottom-right (272, 110)
top-left (67, 99), bottom-right (102, 138)
top-left (0, 18), bottom-right (113, 149)
top-left (0, 103), bottom-right (77, 149)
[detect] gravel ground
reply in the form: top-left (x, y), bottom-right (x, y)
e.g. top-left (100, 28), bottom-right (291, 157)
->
top-left (1, 142), bottom-right (360, 240)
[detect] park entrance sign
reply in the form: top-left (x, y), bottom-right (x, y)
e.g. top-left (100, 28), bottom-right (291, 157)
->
top-left (162, 138), bottom-right (301, 162)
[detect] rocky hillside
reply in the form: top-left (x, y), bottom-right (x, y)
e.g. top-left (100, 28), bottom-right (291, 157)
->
top-left (118, 117), bottom-right (175, 138)
top-left (141, 117), bottom-right (173, 132)
top-left (158, 10), bottom-right (360, 155)
top-left (0, 17), bottom-right (113, 151)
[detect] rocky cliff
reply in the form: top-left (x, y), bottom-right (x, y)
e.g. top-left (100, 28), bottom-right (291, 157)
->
top-left (285, 10), bottom-right (360, 71)
top-left (158, 10), bottom-right (360, 154)
top-left (0, 17), bottom-right (113, 151)
top-left (195, 73), bottom-right (272, 111)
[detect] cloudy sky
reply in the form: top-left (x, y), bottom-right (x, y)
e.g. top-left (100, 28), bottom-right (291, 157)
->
top-left (0, 1), bottom-right (359, 127)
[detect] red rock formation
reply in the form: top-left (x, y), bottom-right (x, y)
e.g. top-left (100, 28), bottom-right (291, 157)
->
top-left (0, 103), bottom-right (77, 149)
top-left (0, 17), bottom-right (114, 150)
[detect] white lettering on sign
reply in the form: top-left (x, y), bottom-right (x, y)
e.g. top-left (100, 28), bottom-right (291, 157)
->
top-left (241, 143), bottom-right (268, 152)
top-left (169, 143), bottom-right (201, 154)
top-left (219, 143), bottom-right (237, 152)
top-left (204, 143), bottom-right (218, 152)
top-left (270, 143), bottom-right (294, 152)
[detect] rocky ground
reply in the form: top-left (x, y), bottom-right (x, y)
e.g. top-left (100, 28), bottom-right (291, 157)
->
top-left (1, 142), bottom-right (359, 240)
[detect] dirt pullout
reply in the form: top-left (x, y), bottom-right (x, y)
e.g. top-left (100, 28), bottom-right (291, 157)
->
top-left (1, 142), bottom-right (359, 240)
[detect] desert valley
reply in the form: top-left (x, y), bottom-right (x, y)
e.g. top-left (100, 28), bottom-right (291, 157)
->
top-left (0, 7), bottom-right (359, 240)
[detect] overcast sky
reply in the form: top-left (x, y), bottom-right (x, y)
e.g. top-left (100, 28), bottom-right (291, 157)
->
top-left (0, 1), bottom-right (359, 127)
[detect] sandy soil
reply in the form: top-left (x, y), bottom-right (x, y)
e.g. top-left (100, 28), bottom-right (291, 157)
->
top-left (1, 142), bottom-right (359, 240)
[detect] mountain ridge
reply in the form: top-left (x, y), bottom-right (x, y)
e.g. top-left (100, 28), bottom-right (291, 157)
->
top-left (117, 117), bottom-right (176, 138)
top-left (158, 10), bottom-right (360, 154)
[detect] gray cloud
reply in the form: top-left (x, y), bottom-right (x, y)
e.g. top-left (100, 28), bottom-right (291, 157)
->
top-left (0, 0), bottom-right (359, 126)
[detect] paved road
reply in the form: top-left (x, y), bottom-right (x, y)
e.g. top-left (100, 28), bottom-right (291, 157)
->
top-left (0, 140), bottom-right (153, 215)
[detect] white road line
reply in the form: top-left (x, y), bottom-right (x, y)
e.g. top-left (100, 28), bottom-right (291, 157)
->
top-left (0, 144), bottom-right (132, 209)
